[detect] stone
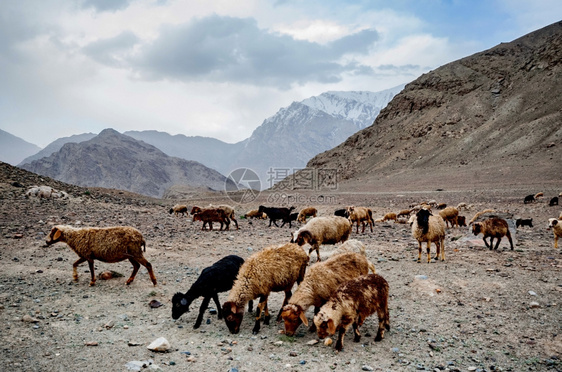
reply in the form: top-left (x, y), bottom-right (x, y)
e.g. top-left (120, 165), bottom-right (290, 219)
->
top-left (529, 301), bottom-right (540, 308)
top-left (306, 339), bottom-right (319, 346)
top-left (22, 314), bottom-right (39, 323)
top-left (362, 366), bottom-right (374, 371)
top-left (324, 338), bottom-right (333, 346)
top-left (147, 337), bottom-right (171, 352)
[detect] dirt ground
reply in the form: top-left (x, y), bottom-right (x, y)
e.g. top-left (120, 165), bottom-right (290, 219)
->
top-left (1, 181), bottom-right (561, 372)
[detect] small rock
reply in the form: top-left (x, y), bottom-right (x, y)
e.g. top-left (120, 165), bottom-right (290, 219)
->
top-left (415, 275), bottom-right (428, 280)
top-left (529, 302), bottom-right (540, 308)
top-left (128, 341), bottom-right (142, 346)
top-left (289, 351), bottom-right (298, 357)
top-left (84, 341), bottom-right (98, 346)
top-left (306, 340), bottom-right (318, 346)
top-left (467, 367), bottom-right (477, 371)
top-left (299, 360), bottom-right (306, 365)
top-left (186, 356), bottom-right (196, 362)
top-left (104, 320), bottom-right (115, 329)
top-left (149, 300), bottom-right (163, 308)
top-left (362, 365), bottom-right (374, 371)
top-left (528, 291), bottom-right (537, 296)
top-left (147, 337), bottom-right (170, 352)
top-left (324, 338), bottom-right (333, 346)
top-left (273, 341), bottom-right (283, 346)
top-left (22, 314), bottom-right (39, 323)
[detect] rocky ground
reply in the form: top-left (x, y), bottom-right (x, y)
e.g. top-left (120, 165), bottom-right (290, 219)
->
top-left (0, 164), bottom-right (561, 372)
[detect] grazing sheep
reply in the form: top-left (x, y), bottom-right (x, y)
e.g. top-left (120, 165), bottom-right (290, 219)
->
top-left (382, 212), bottom-right (397, 222)
top-left (456, 202), bottom-right (469, 211)
top-left (548, 218), bottom-right (562, 249)
top-left (457, 215), bottom-right (467, 227)
top-left (222, 243), bottom-right (308, 335)
top-left (468, 209), bottom-right (496, 225)
top-left (281, 248), bottom-right (375, 337)
top-left (411, 209), bottom-right (446, 263)
top-left (472, 218), bottom-right (514, 250)
top-left (549, 197), bottom-right (559, 206)
top-left (258, 206), bottom-right (296, 228)
top-left (516, 218), bottom-right (533, 228)
top-left (209, 204), bottom-right (239, 230)
top-left (346, 206), bottom-right (374, 233)
top-left (427, 200), bottom-right (438, 207)
top-left (172, 255), bottom-right (252, 329)
top-left (313, 273), bottom-right (390, 352)
top-left (535, 192), bottom-right (544, 200)
top-left (524, 194), bottom-right (535, 204)
top-left (297, 207), bottom-right (317, 223)
top-left (245, 209), bottom-right (267, 219)
top-left (397, 209), bottom-right (412, 218)
top-left (334, 208), bottom-right (350, 218)
top-left (291, 216), bottom-right (352, 262)
top-left (45, 225), bottom-right (157, 286)
top-left (437, 203), bottom-right (447, 210)
top-left (169, 204), bottom-right (188, 217)
top-left (438, 206), bottom-right (459, 228)
top-left (192, 208), bottom-right (230, 231)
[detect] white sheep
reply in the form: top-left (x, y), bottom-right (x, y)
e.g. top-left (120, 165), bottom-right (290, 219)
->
top-left (45, 225), bottom-right (157, 286)
top-left (411, 209), bottom-right (446, 263)
top-left (291, 216), bottom-right (352, 262)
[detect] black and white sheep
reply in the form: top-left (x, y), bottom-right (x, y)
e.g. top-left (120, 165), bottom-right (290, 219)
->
top-left (45, 225), bottom-right (157, 286)
top-left (172, 255), bottom-right (252, 329)
top-left (411, 209), bottom-right (446, 263)
top-left (313, 273), bottom-right (390, 352)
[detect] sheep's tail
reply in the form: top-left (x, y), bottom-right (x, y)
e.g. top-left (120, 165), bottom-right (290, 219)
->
top-left (468, 209), bottom-right (495, 225)
top-left (367, 260), bottom-right (376, 274)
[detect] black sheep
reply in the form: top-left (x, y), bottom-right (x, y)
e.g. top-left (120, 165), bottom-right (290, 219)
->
top-left (549, 197), bottom-right (559, 206)
top-left (516, 218), bottom-right (533, 228)
top-left (334, 208), bottom-right (350, 218)
top-left (523, 194), bottom-right (535, 204)
top-left (258, 205), bottom-right (296, 228)
top-left (172, 255), bottom-right (253, 328)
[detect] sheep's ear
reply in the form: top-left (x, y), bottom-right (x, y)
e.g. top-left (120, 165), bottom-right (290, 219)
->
top-left (230, 303), bottom-right (238, 314)
top-left (327, 319), bottom-right (336, 335)
top-left (299, 311), bottom-right (308, 326)
top-left (52, 228), bottom-right (61, 241)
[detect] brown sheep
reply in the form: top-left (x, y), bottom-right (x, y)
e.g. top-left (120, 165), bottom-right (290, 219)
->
top-left (281, 241), bottom-right (375, 336)
top-left (169, 204), bottom-right (188, 217)
top-left (291, 216), bottom-right (352, 262)
top-left (472, 218), bottom-right (514, 250)
top-left (210, 204), bottom-right (239, 230)
top-left (457, 215), bottom-right (467, 227)
top-left (297, 207), bottom-right (317, 223)
top-left (346, 206), bottom-right (374, 233)
top-left (411, 209), bottom-right (446, 263)
top-left (382, 212), bottom-right (397, 222)
top-left (245, 209), bottom-right (267, 219)
top-left (397, 209), bottom-right (412, 218)
top-left (314, 273), bottom-right (390, 352)
top-left (548, 218), bottom-right (562, 249)
top-left (222, 243), bottom-right (309, 335)
top-left (193, 208), bottom-right (230, 231)
top-left (45, 225), bottom-right (157, 287)
top-left (438, 206), bottom-right (459, 228)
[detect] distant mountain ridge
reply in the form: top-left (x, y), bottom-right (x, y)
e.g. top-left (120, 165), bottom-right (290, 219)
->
top-left (0, 129), bottom-right (41, 166)
top-left (20, 129), bottom-right (236, 198)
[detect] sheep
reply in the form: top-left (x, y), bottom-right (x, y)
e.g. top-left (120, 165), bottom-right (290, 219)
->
top-left (334, 208), bottom-right (349, 218)
top-left (456, 202), bottom-right (469, 211)
top-left (411, 208), bottom-right (446, 263)
top-left (258, 206), bottom-right (296, 228)
top-left (169, 204), bottom-right (188, 217)
top-left (457, 215), bottom-right (467, 227)
top-left (472, 218), bottom-right (514, 250)
top-left (516, 218), bottom-right (533, 228)
top-left (548, 218), bottom-right (562, 249)
top-left (346, 206), bottom-right (374, 233)
top-left (397, 209), bottom-right (412, 218)
top-left (172, 255), bottom-right (253, 329)
top-left (281, 244), bottom-right (375, 337)
top-left (468, 209), bottom-right (495, 225)
top-left (297, 207), bottom-right (317, 223)
top-left (291, 216), bottom-right (352, 262)
top-left (222, 243), bottom-right (309, 335)
top-left (549, 197), bottom-right (559, 206)
top-left (438, 206), bottom-right (459, 228)
top-left (209, 204), bottom-right (239, 230)
top-left (45, 225), bottom-right (157, 286)
top-left (245, 209), bottom-right (267, 219)
top-left (313, 273), bottom-right (390, 352)
top-left (437, 203), bottom-right (447, 210)
top-left (427, 200), bottom-right (438, 207)
top-left (192, 208), bottom-right (230, 231)
top-left (26, 185), bottom-right (61, 199)
top-left (524, 194), bottom-right (535, 204)
top-left (382, 212), bottom-right (397, 222)
top-left (535, 192), bottom-right (544, 200)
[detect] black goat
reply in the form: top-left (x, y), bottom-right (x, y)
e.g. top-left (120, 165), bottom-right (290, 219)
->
top-left (334, 208), bottom-right (350, 218)
top-left (516, 218), bottom-right (533, 228)
top-left (172, 255), bottom-right (253, 328)
top-left (257, 205), bottom-right (296, 228)
top-left (550, 197), bottom-right (559, 206)
top-left (524, 194), bottom-right (535, 204)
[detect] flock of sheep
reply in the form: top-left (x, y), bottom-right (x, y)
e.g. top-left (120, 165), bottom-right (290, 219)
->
top-left (43, 193), bottom-right (562, 352)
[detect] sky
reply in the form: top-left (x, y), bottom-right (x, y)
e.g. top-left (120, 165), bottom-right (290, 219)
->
top-left (1, 1), bottom-right (561, 148)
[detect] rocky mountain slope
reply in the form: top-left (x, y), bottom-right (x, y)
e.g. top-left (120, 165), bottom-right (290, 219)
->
top-left (20, 129), bottom-right (236, 198)
top-left (297, 21), bottom-right (562, 192)
top-left (0, 129), bottom-right (41, 166)
top-left (18, 133), bottom-right (97, 166)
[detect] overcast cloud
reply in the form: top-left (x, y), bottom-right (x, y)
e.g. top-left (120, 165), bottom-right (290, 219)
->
top-left (1, 0), bottom-right (561, 147)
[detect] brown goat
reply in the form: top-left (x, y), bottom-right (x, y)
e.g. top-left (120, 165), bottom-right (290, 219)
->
top-left (314, 274), bottom-right (390, 352)
top-left (297, 207), bottom-right (318, 223)
top-left (346, 206), bottom-right (374, 233)
top-left (472, 218), bottom-right (514, 250)
top-left (193, 208), bottom-right (230, 231)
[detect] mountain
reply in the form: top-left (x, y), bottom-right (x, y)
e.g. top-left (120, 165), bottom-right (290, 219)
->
top-left (124, 130), bottom-right (245, 174)
top-left (20, 129), bottom-right (237, 198)
top-left (229, 87), bottom-right (403, 188)
top-left (0, 129), bottom-right (41, 166)
top-left (295, 21), bottom-right (562, 192)
top-left (19, 133), bottom-right (97, 165)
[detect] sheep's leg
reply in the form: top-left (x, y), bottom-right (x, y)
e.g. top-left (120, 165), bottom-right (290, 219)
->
top-left (271, 219), bottom-right (279, 227)
top-left (483, 237), bottom-right (491, 249)
top-left (308, 306), bottom-right (320, 333)
top-left (352, 322), bottom-right (361, 342)
top-left (87, 259), bottom-right (96, 286)
top-left (361, 221), bottom-right (366, 233)
top-left (135, 257), bottom-right (157, 286)
top-left (555, 234), bottom-right (559, 249)
top-left (231, 216), bottom-right (239, 230)
top-left (426, 241), bottom-right (431, 263)
top-left (440, 237), bottom-right (445, 261)
top-left (506, 231), bottom-right (514, 250)
top-left (276, 289), bottom-right (292, 322)
top-left (194, 296), bottom-right (212, 329)
top-left (248, 300), bottom-right (254, 314)
top-left (72, 257), bottom-right (87, 282)
top-left (433, 241), bottom-right (440, 261)
top-left (355, 221), bottom-right (360, 234)
top-left (252, 295), bottom-right (268, 334)
top-left (126, 258), bottom-right (141, 285)
top-left (315, 244), bottom-right (321, 262)
top-left (369, 220), bottom-right (374, 233)
top-left (263, 302), bottom-right (271, 325)
top-left (335, 327), bottom-right (347, 351)
top-left (494, 236), bottom-right (502, 250)
top-left (417, 242), bottom-right (422, 263)
top-left (212, 293), bottom-right (222, 319)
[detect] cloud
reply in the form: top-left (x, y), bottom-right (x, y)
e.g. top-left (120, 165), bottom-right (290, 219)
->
top-left (81, 0), bottom-right (132, 12)
top-left (82, 31), bottom-right (139, 66)
top-left (126, 14), bottom-right (379, 88)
